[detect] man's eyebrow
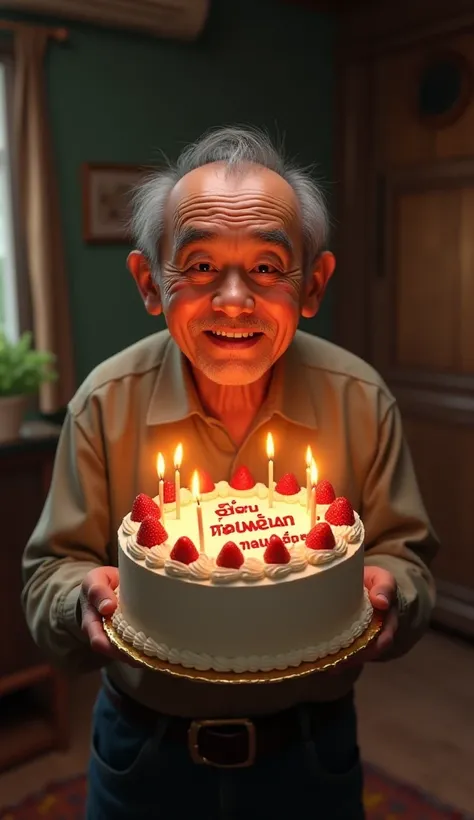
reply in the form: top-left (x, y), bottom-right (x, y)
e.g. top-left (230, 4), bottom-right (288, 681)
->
top-left (172, 226), bottom-right (294, 257)
top-left (250, 228), bottom-right (293, 255)
top-left (173, 227), bottom-right (215, 256)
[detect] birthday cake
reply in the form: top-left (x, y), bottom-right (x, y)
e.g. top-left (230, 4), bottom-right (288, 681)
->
top-left (111, 460), bottom-right (373, 674)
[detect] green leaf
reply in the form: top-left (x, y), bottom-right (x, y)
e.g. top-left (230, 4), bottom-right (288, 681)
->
top-left (0, 330), bottom-right (57, 397)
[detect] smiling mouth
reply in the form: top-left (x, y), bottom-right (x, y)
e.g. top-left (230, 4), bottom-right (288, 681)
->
top-left (206, 330), bottom-right (262, 339)
top-left (203, 330), bottom-right (264, 348)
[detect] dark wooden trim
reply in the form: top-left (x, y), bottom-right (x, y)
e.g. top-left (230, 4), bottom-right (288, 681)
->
top-left (433, 579), bottom-right (474, 638)
top-left (0, 37), bottom-right (14, 58)
top-left (342, 0), bottom-right (474, 54)
top-left (333, 32), bottom-right (373, 357)
top-left (395, 385), bottom-right (474, 425)
top-left (388, 369), bottom-right (474, 396)
top-left (385, 156), bottom-right (474, 189)
top-left (0, 664), bottom-right (51, 698)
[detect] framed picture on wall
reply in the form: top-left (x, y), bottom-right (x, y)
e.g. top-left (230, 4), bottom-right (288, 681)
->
top-left (81, 163), bottom-right (150, 243)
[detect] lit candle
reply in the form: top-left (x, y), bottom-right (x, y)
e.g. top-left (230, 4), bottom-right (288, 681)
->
top-left (266, 432), bottom-right (274, 508)
top-left (157, 452), bottom-right (165, 523)
top-left (310, 460), bottom-right (318, 529)
top-left (174, 443), bottom-right (183, 520)
top-left (305, 445), bottom-right (312, 511)
top-left (192, 470), bottom-right (205, 553)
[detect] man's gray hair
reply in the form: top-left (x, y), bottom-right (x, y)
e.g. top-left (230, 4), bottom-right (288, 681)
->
top-left (130, 125), bottom-right (330, 275)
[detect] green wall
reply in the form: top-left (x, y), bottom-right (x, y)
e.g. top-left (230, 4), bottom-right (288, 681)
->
top-left (4, 0), bottom-right (335, 384)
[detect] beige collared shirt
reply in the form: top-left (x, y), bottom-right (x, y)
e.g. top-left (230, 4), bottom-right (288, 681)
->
top-left (22, 329), bottom-right (438, 717)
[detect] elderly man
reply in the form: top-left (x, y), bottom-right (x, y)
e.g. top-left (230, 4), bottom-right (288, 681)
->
top-left (22, 126), bottom-right (438, 820)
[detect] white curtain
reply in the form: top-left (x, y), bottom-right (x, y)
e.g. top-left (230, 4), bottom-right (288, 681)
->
top-left (13, 26), bottom-right (76, 413)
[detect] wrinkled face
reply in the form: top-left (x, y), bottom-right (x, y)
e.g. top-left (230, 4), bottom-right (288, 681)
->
top-left (159, 163), bottom-right (308, 386)
top-left (148, 163), bottom-right (329, 386)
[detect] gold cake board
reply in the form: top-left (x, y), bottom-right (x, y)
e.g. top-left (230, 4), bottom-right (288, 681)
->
top-left (103, 609), bottom-right (383, 685)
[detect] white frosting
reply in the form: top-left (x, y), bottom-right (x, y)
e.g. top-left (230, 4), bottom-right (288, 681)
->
top-left (273, 486), bottom-right (306, 505)
top-left (163, 559), bottom-right (192, 579)
top-left (330, 513), bottom-right (364, 545)
top-left (240, 557), bottom-right (266, 582)
top-left (188, 554), bottom-right (214, 580)
top-left (121, 514), bottom-right (140, 536)
top-left (112, 589), bottom-right (373, 673)
top-left (306, 535), bottom-right (347, 566)
top-left (144, 545), bottom-right (170, 569)
top-left (215, 480), bottom-right (268, 499)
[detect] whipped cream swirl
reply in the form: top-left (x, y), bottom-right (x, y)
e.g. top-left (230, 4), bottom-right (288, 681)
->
top-left (121, 514), bottom-right (140, 536)
top-left (331, 513), bottom-right (364, 545)
top-left (164, 554), bottom-right (213, 580)
top-left (145, 544), bottom-right (170, 569)
top-left (240, 557), bottom-right (266, 582)
top-left (126, 536), bottom-right (149, 561)
top-left (188, 554), bottom-right (213, 580)
top-left (306, 536), bottom-right (347, 566)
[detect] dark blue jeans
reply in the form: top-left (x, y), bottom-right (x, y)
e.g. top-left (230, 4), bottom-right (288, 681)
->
top-left (86, 687), bottom-right (365, 820)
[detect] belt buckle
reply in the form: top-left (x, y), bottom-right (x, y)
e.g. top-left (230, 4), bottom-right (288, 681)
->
top-left (188, 718), bottom-right (256, 768)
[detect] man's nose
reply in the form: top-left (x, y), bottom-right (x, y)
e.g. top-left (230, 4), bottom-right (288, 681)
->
top-left (211, 269), bottom-right (255, 317)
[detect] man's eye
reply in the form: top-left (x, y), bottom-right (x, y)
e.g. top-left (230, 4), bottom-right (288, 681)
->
top-left (252, 263), bottom-right (278, 274)
top-left (189, 262), bottom-right (215, 273)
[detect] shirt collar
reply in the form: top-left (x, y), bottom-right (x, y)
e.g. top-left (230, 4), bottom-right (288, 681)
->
top-left (147, 330), bottom-right (318, 431)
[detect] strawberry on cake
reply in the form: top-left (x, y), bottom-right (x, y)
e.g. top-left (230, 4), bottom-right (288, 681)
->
top-left (112, 464), bottom-right (372, 673)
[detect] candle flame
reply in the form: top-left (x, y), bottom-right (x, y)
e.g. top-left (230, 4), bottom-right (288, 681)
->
top-left (157, 452), bottom-right (165, 479)
top-left (266, 432), bottom-right (274, 460)
top-left (191, 470), bottom-right (200, 501)
top-left (174, 443), bottom-right (183, 469)
top-left (310, 459), bottom-right (318, 486)
top-left (306, 445), bottom-right (312, 468)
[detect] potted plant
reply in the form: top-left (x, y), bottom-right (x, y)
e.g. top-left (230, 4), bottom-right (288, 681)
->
top-left (0, 330), bottom-right (57, 444)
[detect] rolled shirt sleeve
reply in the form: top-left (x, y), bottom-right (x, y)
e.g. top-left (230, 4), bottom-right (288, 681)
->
top-left (362, 399), bottom-right (439, 658)
top-left (21, 407), bottom-right (111, 674)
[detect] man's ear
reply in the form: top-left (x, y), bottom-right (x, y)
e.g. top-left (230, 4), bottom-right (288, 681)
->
top-left (301, 251), bottom-right (336, 319)
top-left (127, 251), bottom-right (162, 316)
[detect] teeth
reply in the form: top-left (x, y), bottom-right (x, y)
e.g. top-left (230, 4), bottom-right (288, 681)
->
top-left (211, 331), bottom-right (255, 338)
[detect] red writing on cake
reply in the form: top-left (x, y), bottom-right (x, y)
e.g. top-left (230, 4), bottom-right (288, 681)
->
top-left (215, 501), bottom-right (259, 518)
top-left (240, 531), bottom-right (307, 551)
top-left (210, 514), bottom-right (295, 538)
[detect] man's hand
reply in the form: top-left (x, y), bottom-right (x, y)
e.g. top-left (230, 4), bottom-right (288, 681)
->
top-left (79, 566), bottom-right (139, 665)
top-left (331, 566), bottom-right (398, 673)
top-left (362, 565), bottom-right (398, 660)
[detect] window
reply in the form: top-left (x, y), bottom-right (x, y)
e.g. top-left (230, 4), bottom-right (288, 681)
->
top-left (0, 57), bottom-right (19, 342)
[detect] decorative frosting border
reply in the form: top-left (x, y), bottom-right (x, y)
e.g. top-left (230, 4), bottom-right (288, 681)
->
top-left (111, 589), bottom-right (373, 673)
top-left (121, 481), bottom-right (364, 584)
top-left (126, 537), bottom-right (350, 584)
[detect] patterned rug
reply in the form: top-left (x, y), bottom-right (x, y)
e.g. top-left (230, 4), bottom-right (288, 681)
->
top-left (0, 764), bottom-right (472, 819)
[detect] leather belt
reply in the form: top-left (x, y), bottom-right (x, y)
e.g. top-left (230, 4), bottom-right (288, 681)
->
top-left (102, 673), bottom-right (352, 769)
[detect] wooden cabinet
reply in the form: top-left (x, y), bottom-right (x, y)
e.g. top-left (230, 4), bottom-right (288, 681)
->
top-left (0, 435), bottom-right (70, 772)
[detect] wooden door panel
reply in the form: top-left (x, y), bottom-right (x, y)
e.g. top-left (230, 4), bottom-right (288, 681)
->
top-left (396, 188), bottom-right (461, 371)
top-left (374, 160), bottom-right (474, 391)
top-left (402, 415), bottom-right (474, 590)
